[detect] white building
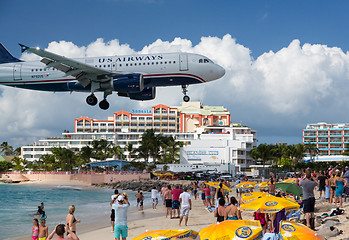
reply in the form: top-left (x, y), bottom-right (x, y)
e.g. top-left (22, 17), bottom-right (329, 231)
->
top-left (180, 125), bottom-right (257, 172)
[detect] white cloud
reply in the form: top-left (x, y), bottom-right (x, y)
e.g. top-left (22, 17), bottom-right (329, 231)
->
top-left (2, 35), bottom-right (349, 146)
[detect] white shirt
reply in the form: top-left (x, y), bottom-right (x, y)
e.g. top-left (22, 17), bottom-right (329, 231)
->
top-left (179, 192), bottom-right (191, 208)
top-left (112, 203), bottom-right (130, 226)
top-left (151, 189), bottom-right (159, 199)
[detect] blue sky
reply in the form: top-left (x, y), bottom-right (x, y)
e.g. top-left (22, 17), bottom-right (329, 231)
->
top-left (1, 0), bottom-right (349, 147)
top-left (2, 0), bottom-right (349, 58)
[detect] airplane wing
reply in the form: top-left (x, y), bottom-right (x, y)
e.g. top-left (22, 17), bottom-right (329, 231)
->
top-left (19, 43), bottom-right (120, 87)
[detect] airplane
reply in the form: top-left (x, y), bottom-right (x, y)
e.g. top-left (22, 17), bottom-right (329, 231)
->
top-left (0, 43), bottom-right (225, 110)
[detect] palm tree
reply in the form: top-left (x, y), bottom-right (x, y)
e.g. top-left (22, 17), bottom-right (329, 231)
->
top-left (0, 142), bottom-right (14, 155)
top-left (166, 136), bottom-right (183, 164)
top-left (77, 146), bottom-right (93, 166)
top-left (304, 143), bottom-right (319, 162)
top-left (51, 147), bottom-right (78, 171)
top-left (137, 129), bottom-right (158, 163)
top-left (110, 145), bottom-right (124, 160)
top-left (91, 139), bottom-right (112, 161)
top-left (39, 154), bottom-right (57, 171)
top-left (11, 156), bottom-right (26, 172)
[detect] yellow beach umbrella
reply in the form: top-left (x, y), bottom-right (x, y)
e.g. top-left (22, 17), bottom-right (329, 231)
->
top-left (240, 195), bottom-right (300, 213)
top-left (199, 220), bottom-right (263, 240)
top-left (241, 192), bottom-right (268, 203)
top-left (257, 181), bottom-right (269, 188)
top-left (283, 178), bottom-right (297, 184)
top-left (206, 182), bottom-right (232, 192)
top-left (279, 221), bottom-right (325, 240)
top-left (236, 181), bottom-right (256, 189)
top-left (133, 229), bottom-right (198, 240)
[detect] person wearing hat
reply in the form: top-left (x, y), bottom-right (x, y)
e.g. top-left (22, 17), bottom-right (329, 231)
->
top-left (110, 194), bottom-right (130, 240)
top-left (178, 187), bottom-right (192, 226)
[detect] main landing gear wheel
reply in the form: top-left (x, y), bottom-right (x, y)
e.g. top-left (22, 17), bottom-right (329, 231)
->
top-left (86, 94), bottom-right (98, 106)
top-left (183, 95), bottom-right (190, 102)
top-left (99, 99), bottom-right (110, 110)
top-left (182, 85), bottom-right (190, 102)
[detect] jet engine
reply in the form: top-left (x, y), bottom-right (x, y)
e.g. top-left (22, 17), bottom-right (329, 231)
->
top-left (118, 87), bottom-right (156, 101)
top-left (112, 74), bottom-right (144, 93)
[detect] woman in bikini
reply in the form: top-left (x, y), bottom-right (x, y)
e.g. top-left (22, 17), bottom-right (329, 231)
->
top-left (224, 196), bottom-right (242, 220)
top-left (214, 198), bottom-right (226, 223)
top-left (66, 205), bottom-right (80, 235)
top-left (329, 173), bottom-right (337, 204)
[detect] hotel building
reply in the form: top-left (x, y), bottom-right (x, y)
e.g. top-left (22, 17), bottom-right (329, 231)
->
top-left (303, 122), bottom-right (349, 156)
top-left (22, 102), bottom-right (232, 162)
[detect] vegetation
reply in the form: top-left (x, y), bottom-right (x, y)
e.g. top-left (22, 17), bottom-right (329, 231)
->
top-left (251, 143), bottom-right (317, 169)
top-left (0, 129), bottom-right (182, 172)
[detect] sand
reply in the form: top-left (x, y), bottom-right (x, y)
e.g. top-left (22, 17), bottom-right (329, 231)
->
top-left (78, 190), bottom-right (349, 240)
top-left (10, 179), bottom-right (349, 239)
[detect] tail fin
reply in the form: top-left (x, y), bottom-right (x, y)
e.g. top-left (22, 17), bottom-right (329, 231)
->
top-left (0, 43), bottom-right (21, 64)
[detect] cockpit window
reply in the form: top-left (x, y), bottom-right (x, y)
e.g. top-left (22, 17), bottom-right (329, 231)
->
top-left (199, 58), bottom-right (211, 63)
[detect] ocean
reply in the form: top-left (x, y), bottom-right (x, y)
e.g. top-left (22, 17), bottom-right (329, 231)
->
top-left (0, 183), bottom-right (151, 240)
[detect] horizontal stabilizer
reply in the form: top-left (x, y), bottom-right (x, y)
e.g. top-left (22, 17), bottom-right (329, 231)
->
top-left (18, 43), bottom-right (29, 53)
top-left (0, 43), bottom-right (21, 64)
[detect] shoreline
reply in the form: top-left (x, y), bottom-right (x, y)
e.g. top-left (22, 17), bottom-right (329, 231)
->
top-left (10, 205), bottom-right (163, 240)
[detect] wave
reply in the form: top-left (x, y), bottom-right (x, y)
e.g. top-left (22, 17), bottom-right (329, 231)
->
top-left (51, 186), bottom-right (83, 191)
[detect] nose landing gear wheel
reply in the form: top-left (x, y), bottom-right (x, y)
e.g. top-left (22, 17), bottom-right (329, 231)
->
top-left (99, 99), bottom-right (110, 110)
top-left (183, 95), bottom-right (190, 102)
top-left (86, 94), bottom-right (98, 106)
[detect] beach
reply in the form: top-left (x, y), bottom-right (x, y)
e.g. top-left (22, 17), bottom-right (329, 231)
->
top-left (7, 179), bottom-right (349, 240)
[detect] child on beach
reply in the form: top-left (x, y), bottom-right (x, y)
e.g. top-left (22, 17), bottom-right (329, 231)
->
top-left (39, 219), bottom-right (48, 240)
top-left (32, 218), bottom-right (39, 240)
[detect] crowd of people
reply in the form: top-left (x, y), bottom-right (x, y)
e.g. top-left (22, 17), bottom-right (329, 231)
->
top-left (32, 203), bottom-right (80, 240)
top-left (32, 165), bottom-right (349, 240)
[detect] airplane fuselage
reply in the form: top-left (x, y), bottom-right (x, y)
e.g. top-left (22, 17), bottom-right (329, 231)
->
top-left (0, 52), bottom-right (225, 92)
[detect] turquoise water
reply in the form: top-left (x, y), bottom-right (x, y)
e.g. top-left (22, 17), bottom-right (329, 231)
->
top-left (0, 183), bottom-right (149, 240)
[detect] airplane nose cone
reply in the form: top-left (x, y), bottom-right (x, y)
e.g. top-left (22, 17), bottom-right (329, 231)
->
top-left (217, 65), bottom-right (225, 79)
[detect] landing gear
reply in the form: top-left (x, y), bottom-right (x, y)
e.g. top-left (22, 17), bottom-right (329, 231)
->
top-left (86, 94), bottom-right (98, 106)
top-left (86, 88), bottom-right (112, 110)
top-left (99, 99), bottom-right (109, 110)
top-left (182, 85), bottom-right (190, 102)
top-left (98, 90), bottom-right (112, 110)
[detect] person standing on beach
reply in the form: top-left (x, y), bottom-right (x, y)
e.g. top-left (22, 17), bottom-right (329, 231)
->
top-left (135, 191), bottom-right (141, 209)
top-left (317, 171), bottom-right (326, 199)
top-left (334, 171), bottom-right (347, 208)
top-left (151, 186), bottom-right (159, 209)
top-left (66, 205), bottom-right (80, 235)
top-left (192, 181), bottom-right (198, 200)
top-left (139, 192), bottom-right (144, 211)
top-left (300, 169), bottom-right (318, 230)
top-left (47, 224), bottom-right (79, 240)
top-left (160, 184), bottom-right (168, 203)
top-left (179, 187), bottom-right (192, 226)
top-left (111, 195), bottom-right (130, 240)
top-left (200, 182), bottom-right (206, 206)
top-left (163, 185), bottom-right (173, 218)
top-left (32, 218), bottom-right (39, 240)
top-left (39, 219), bottom-right (48, 240)
top-left (111, 190), bottom-right (119, 232)
top-left (171, 185), bottom-right (183, 218)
